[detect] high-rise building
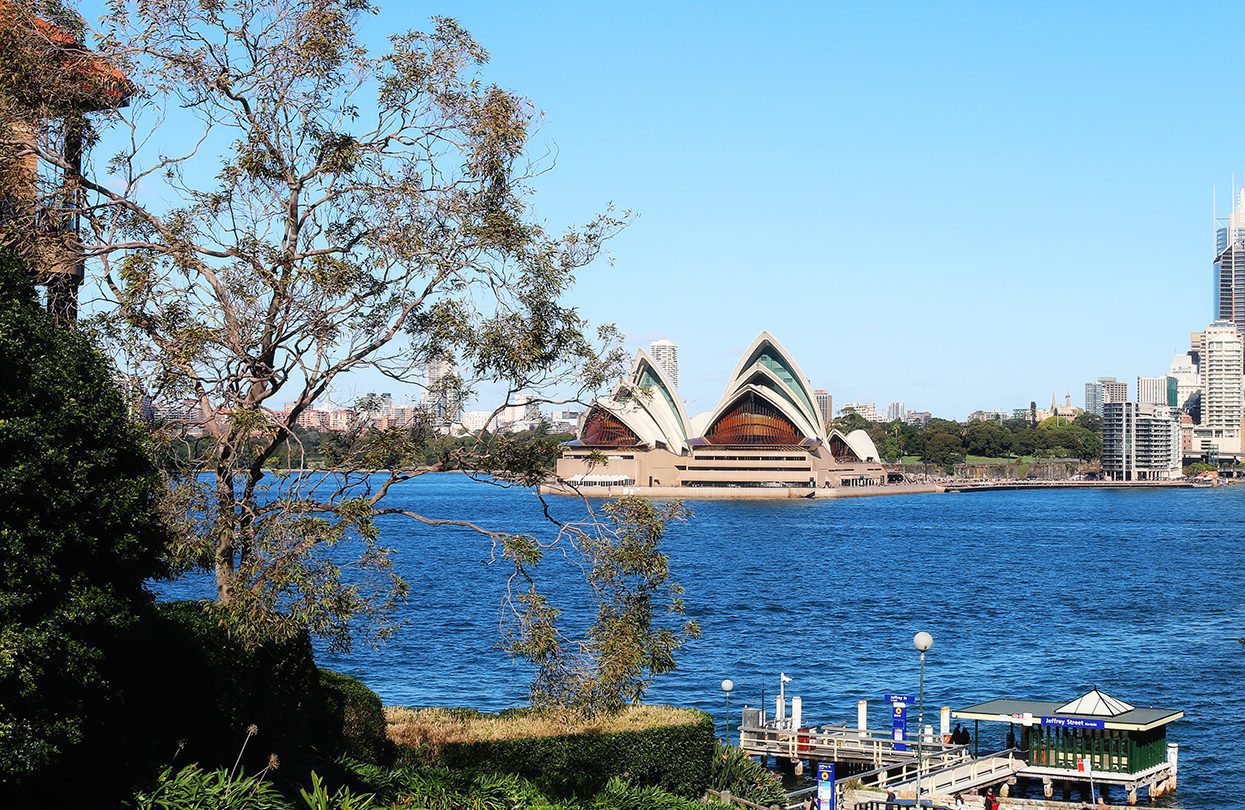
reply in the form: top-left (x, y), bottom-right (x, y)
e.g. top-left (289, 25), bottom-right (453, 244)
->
top-left (814, 389), bottom-right (832, 427)
top-left (840, 402), bottom-right (882, 422)
top-left (1169, 353), bottom-right (1200, 417)
top-left (1192, 322), bottom-right (1244, 456)
top-left (423, 359), bottom-right (462, 428)
top-left (1084, 377), bottom-right (1127, 416)
top-left (649, 339), bottom-right (679, 389)
top-left (1214, 188), bottom-right (1245, 332)
top-left (1137, 376), bottom-right (1172, 407)
top-left (1102, 402), bottom-right (1182, 481)
top-left (887, 401), bottom-right (906, 422)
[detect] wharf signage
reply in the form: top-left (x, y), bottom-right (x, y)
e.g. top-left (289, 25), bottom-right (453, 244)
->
top-left (1041, 716), bottom-right (1106, 730)
top-left (816, 762), bottom-right (835, 810)
top-left (886, 694), bottom-right (913, 752)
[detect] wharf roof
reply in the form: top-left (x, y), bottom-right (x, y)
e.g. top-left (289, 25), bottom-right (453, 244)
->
top-left (953, 691), bottom-right (1183, 733)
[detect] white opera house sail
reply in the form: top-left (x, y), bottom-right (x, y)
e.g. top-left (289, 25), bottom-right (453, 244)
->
top-left (553, 332), bottom-right (886, 493)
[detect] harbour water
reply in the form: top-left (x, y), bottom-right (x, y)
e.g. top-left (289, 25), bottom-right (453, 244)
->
top-left (160, 476), bottom-right (1245, 806)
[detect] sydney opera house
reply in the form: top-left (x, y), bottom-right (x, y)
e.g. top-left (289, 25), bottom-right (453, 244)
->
top-left (555, 332), bottom-right (887, 491)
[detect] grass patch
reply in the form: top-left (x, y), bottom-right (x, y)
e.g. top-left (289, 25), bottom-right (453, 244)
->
top-left (385, 704), bottom-right (702, 750)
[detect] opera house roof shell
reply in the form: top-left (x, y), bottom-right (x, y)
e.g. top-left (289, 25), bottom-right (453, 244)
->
top-left (567, 331), bottom-right (880, 463)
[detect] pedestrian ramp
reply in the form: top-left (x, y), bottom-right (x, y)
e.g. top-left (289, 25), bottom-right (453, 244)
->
top-left (856, 749), bottom-right (1024, 797)
top-left (905, 749), bottom-right (1025, 796)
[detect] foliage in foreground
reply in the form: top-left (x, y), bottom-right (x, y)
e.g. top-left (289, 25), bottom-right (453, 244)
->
top-left (130, 761), bottom-right (723, 809)
top-left (506, 497), bottom-right (701, 713)
top-left (708, 742), bottom-right (787, 807)
top-left (0, 254), bottom-right (168, 804)
top-left (386, 704), bottom-right (716, 798)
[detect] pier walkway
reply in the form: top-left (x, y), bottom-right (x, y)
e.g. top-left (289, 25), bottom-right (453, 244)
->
top-left (739, 721), bottom-right (972, 771)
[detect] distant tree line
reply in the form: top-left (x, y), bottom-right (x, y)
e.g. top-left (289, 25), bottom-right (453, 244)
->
top-left (829, 412), bottom-right (1104, 466)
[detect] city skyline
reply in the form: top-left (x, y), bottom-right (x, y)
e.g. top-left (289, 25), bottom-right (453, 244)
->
top-left (78, 2), bottom-right (1245, 421)
top-left (276, 2), bottom-right (1242, 419)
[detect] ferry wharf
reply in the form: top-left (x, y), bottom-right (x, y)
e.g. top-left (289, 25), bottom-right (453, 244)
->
top-left (729, 685), bottom-right (1182, 810)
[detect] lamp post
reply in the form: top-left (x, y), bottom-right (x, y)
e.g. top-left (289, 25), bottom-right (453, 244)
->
top-left (913, 631), bottom-right (934, 808)
top-left (721, 679), bottom-right (735, 742)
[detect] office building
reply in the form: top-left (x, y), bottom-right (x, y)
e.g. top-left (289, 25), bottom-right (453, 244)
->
top-left (1085, 378), bottom-right (1127, 416)
top-left (1192, 322), bottom-right (1244, 456)
top-left (969, 410), bottom-right (1008, 422)
top-left (556, 332), bottom-right (885, 488)
top-left (1137, 376), bottom-right (1173, 407)
top-left (905, 411), bottom-right (932, 425)
top-left (887, 401), bottom-right (906, 422)
top-left (1168, 353), bottom-right (1200, 417)
top-left (649, 339), bottom-right (679, 389)
top-left (814, 389), bottom-right (833, 427)
top-left (1214, 188), bottom-right (1245, 332)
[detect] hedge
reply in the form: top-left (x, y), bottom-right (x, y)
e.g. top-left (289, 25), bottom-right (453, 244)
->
top-left (131, 600), bottom-right (322, 773)
top-left (389, 706), bottom-right (715, 798)
top-left (315, 668), bottom-right (391, 765)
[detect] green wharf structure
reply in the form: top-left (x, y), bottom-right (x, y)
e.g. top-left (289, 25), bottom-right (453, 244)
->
top-left (954, 689), bottom-right (1183, 805)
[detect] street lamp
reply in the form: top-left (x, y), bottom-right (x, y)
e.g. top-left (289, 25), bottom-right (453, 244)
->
top-left (721, 679), bottom-right (735, 742)
top-left (913, 632), bottom-right (934, 808)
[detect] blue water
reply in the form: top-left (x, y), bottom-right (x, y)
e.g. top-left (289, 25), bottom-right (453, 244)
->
top-left (160, 476), bottom-right (1245, 806)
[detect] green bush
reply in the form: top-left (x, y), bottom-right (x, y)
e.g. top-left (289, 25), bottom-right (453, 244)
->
top-left (316, 669), bottom-right (391, 764)
top-left (393, 707), bottom-right (716, 798)
top-left (132, 600), bottom-right (321, 774)
top-left (708, 742), bottom-right (786, 807)
top-left (0, 253), bottom-right (169, 805)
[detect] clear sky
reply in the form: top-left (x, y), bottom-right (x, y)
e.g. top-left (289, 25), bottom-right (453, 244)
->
top-left (86, 2), bottom-right (1245, 418)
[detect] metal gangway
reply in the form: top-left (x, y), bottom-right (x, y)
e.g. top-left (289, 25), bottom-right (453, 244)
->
top-left (849, 747), bottom-right (1024, 793)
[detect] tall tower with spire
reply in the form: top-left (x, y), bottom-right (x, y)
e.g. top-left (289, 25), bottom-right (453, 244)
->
top-left (1214, 186), bottom-right (1245, 332)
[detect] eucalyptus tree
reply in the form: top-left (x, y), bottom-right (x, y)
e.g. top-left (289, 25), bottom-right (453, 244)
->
top-left (2, 0), bottom-right (682, 687)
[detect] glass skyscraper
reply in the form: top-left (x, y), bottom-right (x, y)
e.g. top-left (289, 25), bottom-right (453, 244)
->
top-left (1214, 189), bottom-right (1245, 331)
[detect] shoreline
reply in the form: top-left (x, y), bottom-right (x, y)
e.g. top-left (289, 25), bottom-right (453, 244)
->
top-left (538, 479), bottom-right (1203, 500)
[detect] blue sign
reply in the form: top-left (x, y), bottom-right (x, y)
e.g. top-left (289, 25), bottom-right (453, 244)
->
top-left (816, 762), bottom-right (835, 810)
top-left (891, 702), bottom-right (909, 752)
top-left (1041, 716), bottom-right (1105, 730)
top-left (884, 694), bottom-right (915, 705)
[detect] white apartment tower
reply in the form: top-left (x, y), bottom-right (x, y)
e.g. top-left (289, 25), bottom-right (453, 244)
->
top-left (649, 340), bottom-right (679, 389)
top-left (1102, 402), bottom-right (1182, 481)
top-left (887, 401), bottom-right (906, 422)
top-left (1193, 322), bottom-right (1244, 456)
top-left (423, 358), bottom-right (462, 428)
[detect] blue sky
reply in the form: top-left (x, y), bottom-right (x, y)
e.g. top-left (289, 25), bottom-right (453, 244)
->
top-left (87, 2), bottom-right (1245, 418)
top-left (364, 1), bottom-right (1239, 419)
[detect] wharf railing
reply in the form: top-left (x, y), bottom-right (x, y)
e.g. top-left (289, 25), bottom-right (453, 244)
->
top-left (738, 722), bottom-right (970, 770)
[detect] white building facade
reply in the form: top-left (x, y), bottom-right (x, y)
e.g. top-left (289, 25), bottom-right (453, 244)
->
top-left (649, 339), bottom-right (679, 389)
top-left (1102, 402), bottom-right (1182, 481)
top-left (1192, 322), bottom-right (1243, 457)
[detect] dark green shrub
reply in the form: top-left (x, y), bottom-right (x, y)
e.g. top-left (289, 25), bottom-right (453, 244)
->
top-left (393, 707), bottom-right (716, 798)
top-left (0, 253), bottom-right (168, 805)
top-left (316, 669), bottom-right (391, 764)
top-left (131, 600), bottom-right (321, 774)
top-left (708, 741), bottom-right (786, 806)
